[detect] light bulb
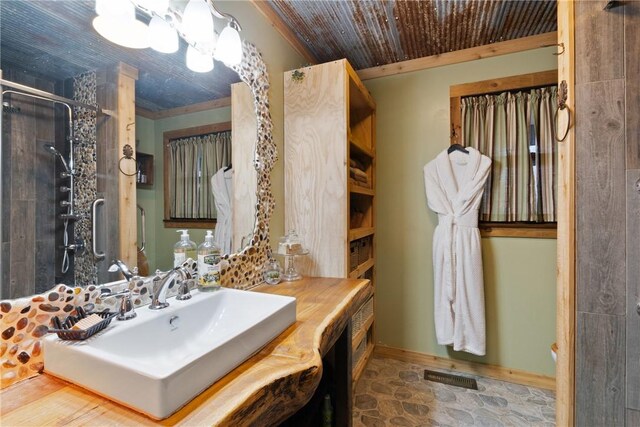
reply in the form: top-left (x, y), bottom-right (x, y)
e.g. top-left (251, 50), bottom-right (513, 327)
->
top-left (182, 0), bottom-right (214, 44)
top-left (214, 23), bottom-right (242, 65)
top-left (186, 45), bottom-right (214, 73)
top-left (149, 16), bottom-right (178, 53)
top-left (92, 16), bottom-right (150, 49)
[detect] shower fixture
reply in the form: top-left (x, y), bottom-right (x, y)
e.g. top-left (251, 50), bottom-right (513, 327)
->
top-left (42, 140), bottom-right (82, 274)
top-left (43, 144), bottom-right (71, 174)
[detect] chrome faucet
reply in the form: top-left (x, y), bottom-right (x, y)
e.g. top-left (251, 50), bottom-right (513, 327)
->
top-left (102, 288), bottom-right (137, 321)
top-left (109, 259), bottom-right (135, 282)
top-left (150, 266), bottom-right (193, 310)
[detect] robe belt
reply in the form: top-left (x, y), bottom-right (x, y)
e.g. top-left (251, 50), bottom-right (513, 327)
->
top-left (437, 212), bottom-right (479, 303)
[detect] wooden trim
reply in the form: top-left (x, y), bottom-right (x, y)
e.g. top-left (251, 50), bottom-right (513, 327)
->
top-left (357, 32), bottom-right (558, 81)
top-left (137, 97), bottom-right (231, 121)
top-left (164, 219), bottom-right (217, 229)
top-left (450, 70), bottom-right (558, 97)
top-left (375, 345), bottom-right (556, 391)
top-left (556, 1), bottom-right (576, 425)
top-left (163, 122), bottom-right (232, 141)
top-left (450, 70), bottom-right (557, 145)
top-left (249, 0), bottom-right (318, 65)
top-left (135, 106), bottom-right (156, 120)
top-left (163, 122), bottom-right (232, 223)
top-left (479, 223), bottom-right (557, 239)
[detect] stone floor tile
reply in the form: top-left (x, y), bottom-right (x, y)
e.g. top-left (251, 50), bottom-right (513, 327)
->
top-left (353, 354), bottom-right (556, 426)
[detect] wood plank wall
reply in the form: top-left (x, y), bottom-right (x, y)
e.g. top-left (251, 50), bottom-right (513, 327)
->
top-left (575, 1), bottom-right (639, 425)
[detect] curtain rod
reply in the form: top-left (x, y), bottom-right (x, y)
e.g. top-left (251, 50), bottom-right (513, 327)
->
top-left (0, 78), bottom-right (114, 116)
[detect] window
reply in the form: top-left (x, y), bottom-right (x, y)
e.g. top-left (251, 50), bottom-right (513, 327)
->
top-left (450, 71), bottom-right (558, 238)
top-left (163, 122), bottom-right (231, 228)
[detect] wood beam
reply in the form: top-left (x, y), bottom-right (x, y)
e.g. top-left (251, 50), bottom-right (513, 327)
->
top-left (116, 63), bottom-right (138, 269)
top-left (556, 1), bottom-right (576, 425)
top-left (135, 97), bottom-right (232, 121)
top-left (249, 0), bottom-right (318, 65)
top-left (357, 32), bottom-right (558, 81)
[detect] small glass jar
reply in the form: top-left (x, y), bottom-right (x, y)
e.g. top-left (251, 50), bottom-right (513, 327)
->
top-left (263, 258), bottom-right (282, 285)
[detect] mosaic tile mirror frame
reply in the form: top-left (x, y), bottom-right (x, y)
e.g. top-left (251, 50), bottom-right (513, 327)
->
top-left (0, 40), bottom-right (276, 388)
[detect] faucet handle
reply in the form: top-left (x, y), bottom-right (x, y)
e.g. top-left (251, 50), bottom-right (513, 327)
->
top-left (103, 289), bottom-right (137, 321)
top-left (176, 279), bottom-right (193, 301)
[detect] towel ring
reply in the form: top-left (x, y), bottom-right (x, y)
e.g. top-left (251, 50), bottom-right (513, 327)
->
top-left (554, 80), bottom-right (571, 142)
top-left (118, 144), bottom-right (139, 176)
top-left (554, 105), bottom-right (571, 142)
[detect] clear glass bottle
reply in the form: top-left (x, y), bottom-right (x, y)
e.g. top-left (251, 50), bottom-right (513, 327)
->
top-left (174, 229), bottom-right (197, 267)
top-left (263, 257), bottom-right (282, 285)
top-left (197, 230), bottom-right (221, 291)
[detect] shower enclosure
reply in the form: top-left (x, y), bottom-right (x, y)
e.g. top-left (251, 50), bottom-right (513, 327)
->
top-left (0, 70), bottom-right (111, 299)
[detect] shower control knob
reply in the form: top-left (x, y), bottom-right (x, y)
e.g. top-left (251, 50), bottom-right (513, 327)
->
top-left (60, 186), bottom-right (70, 192)
top-left (60, 172), bottom-right (71, 179)
top-left (60, 200), bottom-right (71, 207)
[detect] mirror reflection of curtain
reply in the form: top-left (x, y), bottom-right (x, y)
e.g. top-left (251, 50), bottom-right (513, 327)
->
top-left (461, 86), bottom-right (557, 222)
top-left (169, 131), bottom-right (231, 219)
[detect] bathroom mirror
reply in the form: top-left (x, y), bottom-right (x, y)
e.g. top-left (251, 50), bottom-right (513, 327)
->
top-left (0, 1), bottom-right (273, 299)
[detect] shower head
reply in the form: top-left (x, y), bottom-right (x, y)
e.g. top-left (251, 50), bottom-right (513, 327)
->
top-left (43, 144), bottom-right (71, 173)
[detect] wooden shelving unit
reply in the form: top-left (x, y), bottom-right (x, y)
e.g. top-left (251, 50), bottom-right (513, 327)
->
top-left (135, 151), bottom-right (154, 188)
top-left (284, 59), bottom-right (376, 388)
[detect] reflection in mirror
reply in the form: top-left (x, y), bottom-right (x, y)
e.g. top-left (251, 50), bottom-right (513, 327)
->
top-left (0, 1), bottom-right (265, 299)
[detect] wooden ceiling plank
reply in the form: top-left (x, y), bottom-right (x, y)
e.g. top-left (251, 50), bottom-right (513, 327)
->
top-left (357, 32), bottom-right (558, 81)
top-left (249, 0), bottom-right (318, 65)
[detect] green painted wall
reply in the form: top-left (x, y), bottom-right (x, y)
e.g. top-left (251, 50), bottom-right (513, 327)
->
top-left (364, 48), bottom-right (558, 377)
top-left (136, 1), bottom-right (305, 272)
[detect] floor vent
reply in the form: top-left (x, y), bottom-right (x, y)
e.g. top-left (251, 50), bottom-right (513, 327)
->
top-left (424, 369), bottom-right (478, 390)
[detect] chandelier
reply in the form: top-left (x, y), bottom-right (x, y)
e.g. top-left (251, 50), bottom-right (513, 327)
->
top-left (92, 0), bottom-right (243, 73)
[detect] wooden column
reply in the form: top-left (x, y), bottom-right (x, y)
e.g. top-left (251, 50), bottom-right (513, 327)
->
top-left (115, 63), bottom-right (138, 268)
top-left (556, 1), bottom-right (576, 425)
top-left (96, 63), bottom-right (138, 275)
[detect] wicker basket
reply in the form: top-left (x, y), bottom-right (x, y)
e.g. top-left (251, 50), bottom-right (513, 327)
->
top-left (353, 334), bottom-right (367, 369)
top-left (350, 241), bottom-right (359, 271)
top-left (358, 238), bottom-right (371, 265)
top-left (351, 296), bottom-right (374, 339)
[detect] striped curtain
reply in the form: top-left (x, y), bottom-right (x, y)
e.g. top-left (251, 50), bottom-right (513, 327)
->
top-left (461, 86), bottom-right (558, 222)
top-left (168, 131), bottom-right (231, 219)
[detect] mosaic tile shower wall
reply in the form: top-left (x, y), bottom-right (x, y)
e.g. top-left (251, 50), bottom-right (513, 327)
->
top-left (72, 72), bottom-right (98, 286)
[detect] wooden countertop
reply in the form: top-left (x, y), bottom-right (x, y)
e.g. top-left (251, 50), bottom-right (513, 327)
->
top-left (0, 277), bottom-right (372, 426)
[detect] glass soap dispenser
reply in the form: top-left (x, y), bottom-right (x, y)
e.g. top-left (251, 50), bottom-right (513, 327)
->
top-left (174, 229), bottom-right (197, 267)
top-left (197, 230), bottom-right (222, 291)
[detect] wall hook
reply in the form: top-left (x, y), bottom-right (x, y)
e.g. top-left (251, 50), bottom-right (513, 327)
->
top-left (541, 42), bottom-right (565, 56)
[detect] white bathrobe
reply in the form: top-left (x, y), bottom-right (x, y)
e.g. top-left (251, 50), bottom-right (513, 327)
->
top-left (211, 167), bottom-right (233, 255)
top-left (423, 147), bottom-right (491, 356)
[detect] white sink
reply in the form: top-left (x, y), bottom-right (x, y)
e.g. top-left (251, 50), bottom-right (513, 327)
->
top-left (44, 288), bottom-right (296, 419)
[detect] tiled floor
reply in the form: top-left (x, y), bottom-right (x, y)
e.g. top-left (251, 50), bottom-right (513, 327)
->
top-left (353, 355), bottom-right (555, 426)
